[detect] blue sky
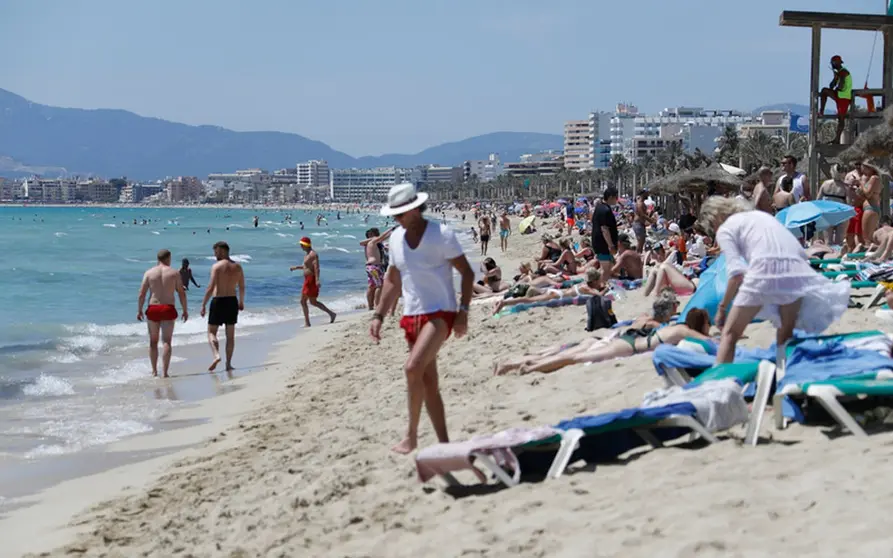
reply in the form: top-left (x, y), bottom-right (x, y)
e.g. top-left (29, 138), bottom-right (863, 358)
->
top-left (0, 0), bottom-right (888, 155)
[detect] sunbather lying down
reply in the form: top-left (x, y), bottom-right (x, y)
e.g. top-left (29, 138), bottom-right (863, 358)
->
top-left (643, 262), bottom-right (696, 297)
top-left (494, 307), bottom-right (711, 376)
top-left (492, 268), bottom-right (605, 315)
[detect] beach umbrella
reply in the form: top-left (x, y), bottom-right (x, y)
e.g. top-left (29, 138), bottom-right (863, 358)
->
top-left (680, 254), bottom-right (731, 323)
top-left (519, 215), bottom-right (536, 233)
top-left (719, 163), bottom-right (747, 176)
top-left (775, 200), bottom-right (855, 231)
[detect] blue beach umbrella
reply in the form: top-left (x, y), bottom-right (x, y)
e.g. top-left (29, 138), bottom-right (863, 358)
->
top-left (775, 200), bottom-right (855, 231)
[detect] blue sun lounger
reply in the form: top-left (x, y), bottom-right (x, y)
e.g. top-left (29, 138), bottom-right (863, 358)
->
top-left (544, 402), bottom-right (718, 479)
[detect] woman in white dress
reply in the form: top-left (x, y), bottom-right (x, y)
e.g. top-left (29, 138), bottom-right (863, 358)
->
top-left (696, 196), bottom-right (850, 364)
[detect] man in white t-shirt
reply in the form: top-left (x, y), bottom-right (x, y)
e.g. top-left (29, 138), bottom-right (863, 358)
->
top-left (370, 183), bottom-right (475, 454)
top-left (777, 154), bottom-right (808, 203)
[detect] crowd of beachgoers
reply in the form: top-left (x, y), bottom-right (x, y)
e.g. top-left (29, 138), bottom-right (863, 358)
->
top-left (18, 167), bottom-right (893, 556)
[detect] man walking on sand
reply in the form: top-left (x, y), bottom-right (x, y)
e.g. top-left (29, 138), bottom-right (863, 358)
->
top-left (291, 237), bottom-right (337, 327)
top-left (360, 226), bottom-right (396, 310)
top-left (370, 183), bottom-right (474, 454)
top-left (499, 211), bottom-right (511, 252)
top-left (137, 249), bottom-right (188, 378)
top-left (200, 241), bottom-right (245, 372)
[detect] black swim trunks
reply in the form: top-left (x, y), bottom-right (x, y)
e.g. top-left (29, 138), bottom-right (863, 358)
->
top-left (208, 296), bottom-right (239, 326)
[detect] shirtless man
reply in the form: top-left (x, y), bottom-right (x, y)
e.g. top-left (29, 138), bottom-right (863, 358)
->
top-left (498, 211), bottom-right (511, 252)
top-left (359, 226), bottom-right (396, 310)
top-left (612, 235), bottom-right (644, 280)
top-left (478, 214), bottom-right (491, 256)
top-left (200, 241), bottom-right (245, 372)
top-left (137, 249), bottom-right (188, 378)
top-left (290, 236), bottom-right (336, 327)
top-left (773, 176), bottom-right (795, 211)
top-left (633, 191), bottom-right (654, 252)
top-left (752, 167), bottom-right (774, 214)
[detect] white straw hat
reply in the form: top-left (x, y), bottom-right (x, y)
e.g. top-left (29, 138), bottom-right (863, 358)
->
top-left (380, 183), bottom-right (429, 216)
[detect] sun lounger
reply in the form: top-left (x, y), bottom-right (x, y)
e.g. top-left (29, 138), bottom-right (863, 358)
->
top-left (821, 269), bottom-right (860, 278)
top-left (547, 402), bottom-right (718, 479)
top-left (809, 253), bottom-right (866, 266)
top-left (652, 339), bottom-right (775, 387)
top-left (549, 380), bottom-right (749, 478)
top-left (415, 426), bottom-right (563, 487)
top-left (739, 331), bottom-right (893, 439)
top-left (416, 382), bottom-right (746, 487)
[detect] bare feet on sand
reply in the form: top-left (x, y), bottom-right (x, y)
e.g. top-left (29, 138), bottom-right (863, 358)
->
top-left (391, 437), bottom-right (417, 454)
top-left (208, 357), bottom-right (221, 371)
top-left (225, 362), bottom-right (234, 372)
top-left (329, 312), bottom-right (337, 324)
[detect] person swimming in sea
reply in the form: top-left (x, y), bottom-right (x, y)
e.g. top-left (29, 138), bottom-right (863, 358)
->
top-left (179, 258), bottom-right (201, 291)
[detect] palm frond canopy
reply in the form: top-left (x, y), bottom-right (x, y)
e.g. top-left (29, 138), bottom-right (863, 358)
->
top-left (648, 164), bottom-right (743, 195)
top-left (839, 105), bottom-right (893, 163)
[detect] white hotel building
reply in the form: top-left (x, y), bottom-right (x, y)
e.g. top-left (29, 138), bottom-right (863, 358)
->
top-left (329, 166), bottom-right (414, 202)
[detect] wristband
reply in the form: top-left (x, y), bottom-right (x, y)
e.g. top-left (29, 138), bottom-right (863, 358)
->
top-left (458, 305), bottom-right (470, 313)
top-left (372, 313), bottom-right (385, 321)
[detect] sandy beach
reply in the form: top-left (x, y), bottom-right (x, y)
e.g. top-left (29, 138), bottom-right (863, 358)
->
top-left (10, 217), bottom-right (893, 557)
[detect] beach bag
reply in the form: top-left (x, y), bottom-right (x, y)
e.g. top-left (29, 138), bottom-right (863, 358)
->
top-left (504, 283), bottom-right (530, 299)
top-left (585, 295), bottom-right (617, 332)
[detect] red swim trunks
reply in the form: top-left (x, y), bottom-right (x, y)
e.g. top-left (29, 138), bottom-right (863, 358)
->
top-left (302, 275), bottom-right (319, 299)
top-left (835, 97), bottom-right (851, 116)
top-left (146, 304), bottom-right (178, 322)
top-left (848, 206), bottom-right (863, 236)
top-left (399, 311), bottom-right (457, 346)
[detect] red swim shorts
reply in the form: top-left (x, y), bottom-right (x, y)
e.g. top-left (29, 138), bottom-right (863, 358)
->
top-left (835, 97), bottom-right (851, 116)
top-left (848, 206), bottom-right (863, 236)
top-left (302, 275), bottom-right (319, 299)
top-left (399, 311), bottom-right (457, 346)
top-left (146, 304), bottom-right (178, 322)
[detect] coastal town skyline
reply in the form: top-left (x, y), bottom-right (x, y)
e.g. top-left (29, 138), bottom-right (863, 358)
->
top-left (0, 0), bottom-right (883, 155)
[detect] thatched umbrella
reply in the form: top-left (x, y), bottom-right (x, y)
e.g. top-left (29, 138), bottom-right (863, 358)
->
top-left (839, 105), bottom-right (893, 163)
top-left (650, 165), bottom-right (743, 195)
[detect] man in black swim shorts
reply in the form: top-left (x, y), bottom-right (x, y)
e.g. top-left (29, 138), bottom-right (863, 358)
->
top-left (200, 241), bottom-right (245, 372)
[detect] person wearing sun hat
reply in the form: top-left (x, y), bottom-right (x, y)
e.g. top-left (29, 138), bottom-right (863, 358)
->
top-left (290, 236), bottom-right (336, 327)
top-left (369, 182), bottom-right (475, 455)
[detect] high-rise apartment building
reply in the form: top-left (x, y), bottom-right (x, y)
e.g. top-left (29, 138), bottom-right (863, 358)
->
top-left (563, 120), bottom-right (591, 170)
top-left (297, 160), bottom-right (330, 188)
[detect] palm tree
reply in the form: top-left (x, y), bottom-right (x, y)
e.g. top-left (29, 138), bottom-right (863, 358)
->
top-left (740, 131), bottom-right (785, 172)
top-left (716, 124), bottom-right (740, 164)
top-left (610, 154), bottom-right (630, 195)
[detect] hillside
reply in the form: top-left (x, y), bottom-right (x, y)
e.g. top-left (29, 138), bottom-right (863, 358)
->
top-left (0, 88), bottom-right (563, 179)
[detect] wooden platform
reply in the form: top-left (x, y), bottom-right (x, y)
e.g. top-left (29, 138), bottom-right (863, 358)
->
top-left (780, 11), bottom-right (893, 31)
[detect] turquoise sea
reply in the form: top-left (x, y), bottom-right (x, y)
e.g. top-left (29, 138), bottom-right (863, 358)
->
top-left (0, 205), bottom-right (390, 491)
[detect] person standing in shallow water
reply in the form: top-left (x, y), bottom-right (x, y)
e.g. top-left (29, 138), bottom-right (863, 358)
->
top-left (179, 258), bottom-right (200, 291)
top-left (138, 249), bottom-right (188, 378)
top-left (291, 237), bottom-right (337, 327)
top-left (200, 241), bottom-right (244, 372)
top-left (370, 183), bottom-right (474, 455)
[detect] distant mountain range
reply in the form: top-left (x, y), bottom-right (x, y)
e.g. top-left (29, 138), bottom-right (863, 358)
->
top-left (0, 88), bottom-right (563, 180)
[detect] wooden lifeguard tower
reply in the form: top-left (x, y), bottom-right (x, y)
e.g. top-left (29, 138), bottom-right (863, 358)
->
top-left (780, 10), bottom-right (893, 214)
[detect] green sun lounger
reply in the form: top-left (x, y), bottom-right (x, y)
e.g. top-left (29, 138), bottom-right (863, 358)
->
top-left (809, 253), bottom-right (866, 266)
top-left (821, 269), bottom-right (860, 278)
top-left (775, 372), bottom-right (893, 438)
